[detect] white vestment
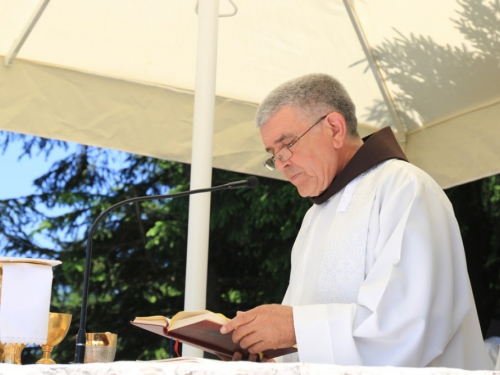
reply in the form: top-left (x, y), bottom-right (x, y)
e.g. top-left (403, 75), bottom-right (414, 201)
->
top-left (281, 159), bottom-right (491, 370)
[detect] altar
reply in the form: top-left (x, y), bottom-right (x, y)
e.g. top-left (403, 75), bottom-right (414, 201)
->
top-left (0, 359), bottom-right (497, 375)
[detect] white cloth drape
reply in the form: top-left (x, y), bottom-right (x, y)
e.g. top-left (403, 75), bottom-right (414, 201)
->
top-left (0, 263), bottom-right (53, 345)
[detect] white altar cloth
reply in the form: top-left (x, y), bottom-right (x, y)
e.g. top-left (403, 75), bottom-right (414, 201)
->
top-left (0, 359), bottom-right (497, 375)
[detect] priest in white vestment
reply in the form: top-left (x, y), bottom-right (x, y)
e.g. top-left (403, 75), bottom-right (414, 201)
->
top-left (220, 73), bottom-right (492, 370)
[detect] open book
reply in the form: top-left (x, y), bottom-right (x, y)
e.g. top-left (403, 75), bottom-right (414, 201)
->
top-left (130, 310), bottom-right (297, 359)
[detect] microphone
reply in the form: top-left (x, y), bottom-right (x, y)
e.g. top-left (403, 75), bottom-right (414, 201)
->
top-left (221, 175), bottom-right (259, 189)
top-left (75, 176), bottom-right (259, 363)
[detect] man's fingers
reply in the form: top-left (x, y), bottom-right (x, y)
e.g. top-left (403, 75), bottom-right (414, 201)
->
top-left (220, 310), bottom-right (255, 334)
top-left (247, 353), bottom-right (260, 362)
top-left (239, 331), bottom-right (264, 352)
top-left (231, 351), bottom-right (243, 361)
top-left (220, 321), bottom-right (234, 334)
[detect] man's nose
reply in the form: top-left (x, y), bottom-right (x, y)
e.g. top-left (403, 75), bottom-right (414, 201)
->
top-left (275, 156), bottom-right (291, 173)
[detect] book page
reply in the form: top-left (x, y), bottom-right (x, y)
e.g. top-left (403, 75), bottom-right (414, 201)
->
top-left (171, 310), bottom-right (211, 320)
top-left (170, 311), bottom-right (229, 330)
top-left (133, 315), bottom-right (170, 326)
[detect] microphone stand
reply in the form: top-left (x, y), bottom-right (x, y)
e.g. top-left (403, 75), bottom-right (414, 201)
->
top-left (75, 177), bottom-right (258, 363)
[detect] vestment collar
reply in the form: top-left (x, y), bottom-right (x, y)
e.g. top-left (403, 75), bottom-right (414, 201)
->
top-left (310, 126), bottom-right (408, 205)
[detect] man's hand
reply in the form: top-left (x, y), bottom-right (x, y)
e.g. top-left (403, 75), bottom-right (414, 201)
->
top-left (220, 304), bottom-right (296, 354)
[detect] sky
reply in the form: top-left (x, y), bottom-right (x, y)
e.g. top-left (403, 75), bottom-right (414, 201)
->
top-left (0, 137), bottom-right (134, 253)
top-left (0, 138), bottom-right (79, 252)
top-left (0, 139), bottom-right (75, 200)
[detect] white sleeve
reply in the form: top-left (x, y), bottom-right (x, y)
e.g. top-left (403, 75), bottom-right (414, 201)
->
top-left (293, 166), bottom-right (480, 367)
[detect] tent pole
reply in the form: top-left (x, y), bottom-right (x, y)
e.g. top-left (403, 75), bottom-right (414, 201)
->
top-left (5, 0), bottom-right (51, 66)
top-left (183, 0), bottom-right (220, 358)
top-left (342, 0), bottom-right (407, 144)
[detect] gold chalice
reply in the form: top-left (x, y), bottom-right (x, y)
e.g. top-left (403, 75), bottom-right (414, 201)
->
top-left (36, 312), bottom-right (72, 364)
top-left (2, 343), bottom-right (27, 364)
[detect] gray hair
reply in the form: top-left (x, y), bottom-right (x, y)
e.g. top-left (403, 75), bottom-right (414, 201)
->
top-left (255, 73), bottom-right (359, 137)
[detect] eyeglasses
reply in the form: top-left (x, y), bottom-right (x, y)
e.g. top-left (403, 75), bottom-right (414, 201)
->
top-left (262, 114), bottom-right (328, 171)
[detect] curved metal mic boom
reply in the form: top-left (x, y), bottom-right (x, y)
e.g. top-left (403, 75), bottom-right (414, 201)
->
top-left (74, 176), bottom-right (258, 363)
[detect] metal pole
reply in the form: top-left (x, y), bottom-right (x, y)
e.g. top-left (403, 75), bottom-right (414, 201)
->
top-left (343, 0), bottom-right (407, 143)
top-left (183, 0), bottom-right (220, 358)
top-left (5, 0), bottom-right (51, 66)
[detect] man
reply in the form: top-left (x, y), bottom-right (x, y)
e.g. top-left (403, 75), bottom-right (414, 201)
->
top-left (220, 73), bottom-right (491, 369)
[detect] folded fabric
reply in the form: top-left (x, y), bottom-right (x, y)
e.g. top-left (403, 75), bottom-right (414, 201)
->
top-left (0, 263), bottom-right (53, 345)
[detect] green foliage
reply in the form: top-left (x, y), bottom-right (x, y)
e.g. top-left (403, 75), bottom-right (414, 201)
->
top-left (0, 131), bottom-right (309, 364)
top-left (446, 174), bottom-right (500, 336)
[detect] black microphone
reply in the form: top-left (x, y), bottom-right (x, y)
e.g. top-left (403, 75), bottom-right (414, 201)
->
top-left (75, 176), bottom-right (259, 363)
top-left (221, 175), bottom-right (259, 189)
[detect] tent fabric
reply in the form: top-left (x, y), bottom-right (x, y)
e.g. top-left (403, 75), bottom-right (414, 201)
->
top-left (1, 0), bottom-right (499, 188)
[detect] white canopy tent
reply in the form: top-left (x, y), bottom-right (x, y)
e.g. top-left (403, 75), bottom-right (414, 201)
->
top-left (1, 0), bottom-right (500, 356)
top-left (1, 0), bottom-right (499, 188)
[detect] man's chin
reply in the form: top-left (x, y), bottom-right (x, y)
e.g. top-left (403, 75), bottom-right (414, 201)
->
top-left (293, 182), bottom-right (323, 198)
top-left (288, 174), bottom-right (315, 197)
top-left (294, 185), bottom-right (311, 198)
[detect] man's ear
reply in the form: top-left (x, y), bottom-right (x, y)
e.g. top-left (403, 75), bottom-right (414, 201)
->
top-left (324, 112), bottom-right (347, 149)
